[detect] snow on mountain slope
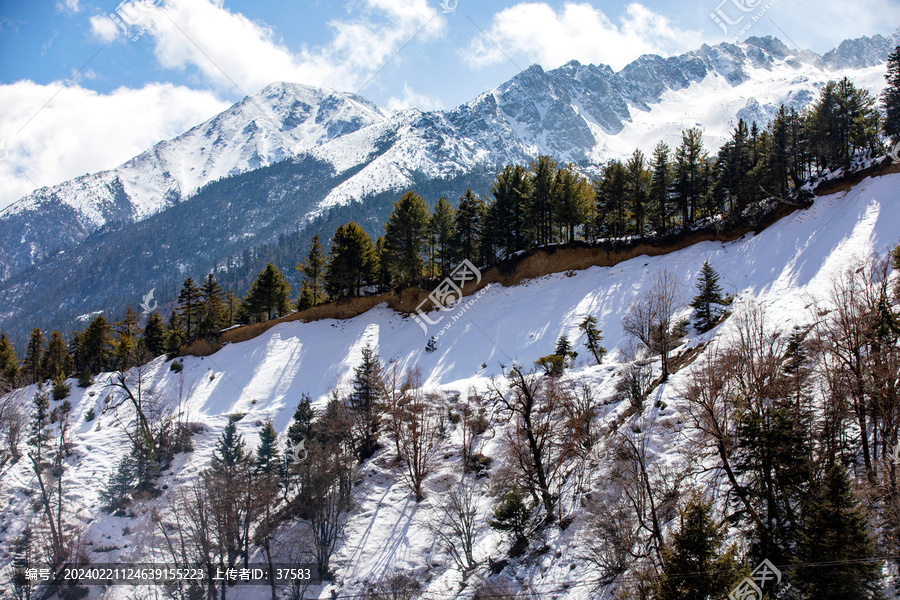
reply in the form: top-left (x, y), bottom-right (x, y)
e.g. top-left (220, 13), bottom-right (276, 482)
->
top-left (2, 32), bottom-right (897, 285)
top-left (308, 35), bottom-right (895, 217)
top-left (1, 172), bottom-right (897, 598)
top-left (0, 84), bottom-right (387, 281)
top-left (4, 83), bottom-right (386, 224)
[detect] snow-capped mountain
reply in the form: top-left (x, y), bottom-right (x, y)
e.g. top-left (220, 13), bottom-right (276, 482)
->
top-left (0, 84), bottom-right (388, 281)
top-left (1, 32), bottom-right (897, 286)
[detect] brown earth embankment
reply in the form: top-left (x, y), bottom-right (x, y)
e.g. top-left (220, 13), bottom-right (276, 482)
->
top-left (181, 159), bottom-right (898, 357)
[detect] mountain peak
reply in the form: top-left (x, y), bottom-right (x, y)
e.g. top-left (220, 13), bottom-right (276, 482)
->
top-left (742, 35), bottom-right (793, 58)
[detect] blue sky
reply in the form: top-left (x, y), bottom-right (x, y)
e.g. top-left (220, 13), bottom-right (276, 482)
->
top-left (1, 0), bottom-right (898, 209)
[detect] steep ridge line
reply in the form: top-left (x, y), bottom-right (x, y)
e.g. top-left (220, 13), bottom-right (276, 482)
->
top-left (181, 159), bottom-right (900, 357)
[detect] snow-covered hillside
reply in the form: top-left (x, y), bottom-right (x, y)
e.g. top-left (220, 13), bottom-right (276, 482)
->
top-left (1, 171), bottom-right (897, 598)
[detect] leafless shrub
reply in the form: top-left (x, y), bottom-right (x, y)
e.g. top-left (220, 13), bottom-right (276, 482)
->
top-left (363, 569), bottom-right (421, 600)
top-left (473, 577), bottom-right (528, 599)
top-left (615, 345), bottom-right (654, 411)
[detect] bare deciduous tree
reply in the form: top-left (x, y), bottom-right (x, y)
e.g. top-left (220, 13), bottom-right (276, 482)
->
top-left (812, 257), bottom-right (900, 482)
top-left (489, 367), bottom-right (576, 524)
top-left (428, 482), bottom-right (482, 572)
top-left (395, 375), bottom-right (441, 502)
top-left (623, 269), bottom-right (684, 380)
top-left (292, 395), bottom-right (356, 580)
top-left (0, 391), bottom-right (26, 464)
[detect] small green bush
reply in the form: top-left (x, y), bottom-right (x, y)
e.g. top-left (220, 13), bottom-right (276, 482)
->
top-left (77, 369), bottom-right (93, 388)
top-left (52, 375), bottom-right (71, 401)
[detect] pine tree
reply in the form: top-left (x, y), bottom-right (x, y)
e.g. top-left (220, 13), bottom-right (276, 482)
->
top-left (255, 419), bottom-right (280, 475)
top-left (718, 119), bottom-right (753, 213)
top-left (795, 463), bottom-right (880, 599)
top-left (212, 414), bottom-right (248, 474)
top-left (243, 263), bottom-right (292, 322)
top-left (595, 160), bottom-right (629, 238)
top-left (554, 335), bottom-right (576, 362)
top-left (79, 315), bottom-right (114, 375)
top-left (197, 273), bottom-right (226, 337)
top-left (0, 332), bottom-right (18, 387)
top-left (22, 328), bottom-right (45, 384)
top-left (488, 164), bottom-right (532, 258)
top-left (578, 315), bottom-right (606, 364)
top-left (281, 394), bottom-right (315, 498)
top-left (114, 307), bottom-right (142, 367)
top-left (429, 196), bottom-right (456, 278)
top-left (28, 386), bottom-right (51, 457)
top-left (286, 393), bottom-right (315, 447)
top-left (206, 414), bottom-right (251, 574)
top-left (527, 155), bottom-right (557, 245)
top-left (383, 191), bottom-right (431, 286)
top-left (454, 189), bottom-right (485, 266)
top-left (225, 289), bottom-right (239, 326)
top-left (142, 312), bottom-right (168, 358)
top-left (537, 334), bottom-right (578, 376)
top-left (764, 105), bottom-right (796, 197)
top-left (650, 142), bottom-right (672, 234)
top-left (295, 235), bottom-right (327, 309)
top-left (735, 396), bottom-right (813, 566)
top-left (373, 235), bottom-right (392, 292)
top-left (40, 331), bottom-right (73, 382)
top-left (326, 222), bottom-right (377, 299)
top-left (165, 310), bottom-right (185, 353)
top-left (883, 45), bottom-right (900, 143)
top-left (808, 78), bottom-right (880, 170)
top-left (101, 454), bottom-right (136, 511)
top-left (350, 345), bottom-right (384, 460)
top-left (177, 278), bottom-right (202, 340)
top-left (552, 163), bottom-right (593, 242)
top-left (653, 495), bottom-right (743, 600)
top-left (691, 260), bottom-right (726, 332)
top-left (674, 128), bottom-right (706, 227)
top-left (488, 487), bottom-right (532, 543)
top-left (626, 149), bottom-right (650, 235)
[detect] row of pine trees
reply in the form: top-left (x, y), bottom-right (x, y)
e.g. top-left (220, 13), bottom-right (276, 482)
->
top-left (1, 54), bottom-right (898, 391)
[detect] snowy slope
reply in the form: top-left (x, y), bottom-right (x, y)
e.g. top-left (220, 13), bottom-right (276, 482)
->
top-left (1, 172), bottom-right (897, 599)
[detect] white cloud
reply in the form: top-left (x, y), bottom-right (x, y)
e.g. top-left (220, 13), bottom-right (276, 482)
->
top-left (461, 2), bottom-right (704, 71)
top-left (88, 0), bottom-right (446, 96)
top-left (0, 81), bottom-right (228, 210)
top-left (56, 0), bottom-right (81, 14)
top-left (0, 0), bottom-right (452, 209)
top-left (386, 84), bottom-right (444, 112)
top-left (89, 13), bottom-right (123, 43)
top-left (748, 0), bottom-right (900, 51)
